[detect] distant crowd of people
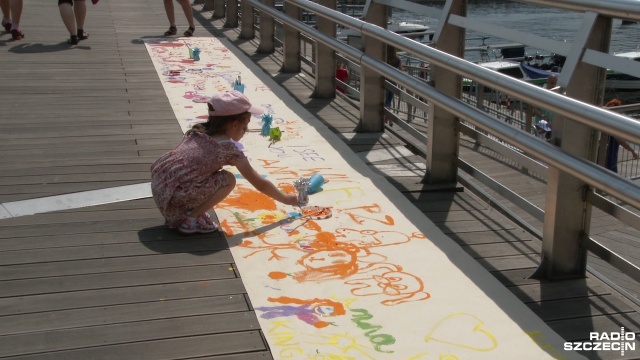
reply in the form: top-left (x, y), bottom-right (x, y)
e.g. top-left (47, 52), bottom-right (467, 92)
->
top-left (1, 0), bottom-right (196, 45)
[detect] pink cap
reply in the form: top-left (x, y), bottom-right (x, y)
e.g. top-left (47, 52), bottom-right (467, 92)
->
top-left (207, 90), bottom-right (264, 117)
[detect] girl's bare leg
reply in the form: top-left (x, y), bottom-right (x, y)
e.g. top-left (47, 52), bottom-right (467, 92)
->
top-left (190, 171), bottom-right (236, 217)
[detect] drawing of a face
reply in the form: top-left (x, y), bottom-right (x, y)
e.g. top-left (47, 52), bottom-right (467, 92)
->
top-left (294, 248), bottom-right (359, 281)
top-left (295, 239), bottom-right (315, 252)
top-left (313, 304), bottom-right (336, 316)
top-left (302, 250), bottom-right (353, 269)
top-left (336, 228), bottom-right (411, 247)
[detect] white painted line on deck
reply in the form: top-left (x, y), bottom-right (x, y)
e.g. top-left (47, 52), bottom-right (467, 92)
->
top-left (0, 182), bottom-right (152, 219)
top-left (0, 204), bottom-right (11, 219)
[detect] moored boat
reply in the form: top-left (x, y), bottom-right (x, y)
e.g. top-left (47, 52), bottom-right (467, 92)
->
top-left (473, 51), bottom-right (640, 91)
top-left (606, 51), bottom-right (640, 91)
top-left (337, 20), bottom-right (431, 41)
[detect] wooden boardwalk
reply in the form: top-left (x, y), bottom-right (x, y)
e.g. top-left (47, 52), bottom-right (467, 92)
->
top-left (0, 1), bottom-right (639, 359)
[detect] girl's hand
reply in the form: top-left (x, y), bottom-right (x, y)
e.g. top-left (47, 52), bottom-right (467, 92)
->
top-left (283, 193), bottom-right (299, 206)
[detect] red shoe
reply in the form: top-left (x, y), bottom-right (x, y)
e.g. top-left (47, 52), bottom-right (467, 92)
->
top-left (2, 21), bottom-right (11, 32)
top-left (11, 29), bottom-right (24, 41)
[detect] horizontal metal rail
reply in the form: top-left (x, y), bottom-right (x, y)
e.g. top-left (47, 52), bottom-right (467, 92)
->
top-left (586, 236), bottom-right (640, 284)
top-left (586, 191), bottom-right (640, 232)
top-left (457, 172), bottom-right (543, 240)
top-left (458, 124), bottom-right (549, 180)
top-left (458, 160), bottom-right (545, 222)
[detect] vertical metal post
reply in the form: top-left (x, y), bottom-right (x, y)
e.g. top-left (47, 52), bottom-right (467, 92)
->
top-left (240, 0), bottom-right (255, 39)
top-left (422, 0), bottom-right (466, 184)
top-left (213, 0), bottom-right (226, 19)
top-left (533, 13), bottom-right (611, 280)
top-left (358, 2), bottom-right (387, 132)
top-left (225, 0), bottom-right (239, 28)
top-left (525, 106), bottom-right (533, 134)
top-left (257, 0), bottom-right (275, 54)
top-left (313, 0), bottom-right (337, 98)
top-left (281, 1), bottom-right (301, 73)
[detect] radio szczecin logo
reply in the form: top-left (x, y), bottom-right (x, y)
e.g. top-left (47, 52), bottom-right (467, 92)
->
top-left (564, 328), bottom-right (635, 356)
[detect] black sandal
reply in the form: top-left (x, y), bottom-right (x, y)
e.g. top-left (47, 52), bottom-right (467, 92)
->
top-left (10, 29), bottom-right (24, 41)
top-left (183, 26), bottom-right (195, 37)
top-left (68, 35), bottom-right (79, 45)
top-left (77, 29), bottom-right (89, 40)
top-left (164, 25), bottom-right (177, 36)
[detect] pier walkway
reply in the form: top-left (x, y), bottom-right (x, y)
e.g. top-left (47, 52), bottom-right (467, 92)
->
top-left (0, 1), bottom-right (639, 359)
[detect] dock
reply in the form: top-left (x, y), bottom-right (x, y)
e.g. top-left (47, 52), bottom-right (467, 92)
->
top-left (1, 1), bottom-right (639, 359)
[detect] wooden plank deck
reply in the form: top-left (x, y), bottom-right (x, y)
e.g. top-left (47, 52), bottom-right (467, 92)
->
top-left (0, 1), bottom-right (639, 359)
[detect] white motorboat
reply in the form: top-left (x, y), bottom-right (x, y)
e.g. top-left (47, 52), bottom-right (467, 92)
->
top-left (471, 51), bottom-right (640, 91)
top-left (606, 51), bottom-right (640, 91)
top-left (337, 20), bottom-right (431, 41)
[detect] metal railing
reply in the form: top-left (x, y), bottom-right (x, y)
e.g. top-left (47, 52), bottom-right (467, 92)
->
top-left (220, 0), bottom-right (640, 293)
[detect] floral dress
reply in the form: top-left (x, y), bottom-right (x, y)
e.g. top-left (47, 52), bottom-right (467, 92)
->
top-left (150, 132), bottom-right (245, 228)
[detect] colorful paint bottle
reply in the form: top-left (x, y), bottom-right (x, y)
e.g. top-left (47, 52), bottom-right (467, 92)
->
top-left (261, 114), bottom-right (273, 136)
top-left (308, 173), bottom-right (324, 194)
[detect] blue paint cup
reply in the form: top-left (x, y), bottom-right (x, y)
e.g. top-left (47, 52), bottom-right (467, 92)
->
top-left (308, 173), bottom-right (324, 194)
top-left (233, 84), bottom-right (245, 93)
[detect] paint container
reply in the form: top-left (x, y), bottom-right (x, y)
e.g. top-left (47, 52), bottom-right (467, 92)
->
top-left (293, 177), bottom-right (309, 206)
top-left (269, 127), bottom-right (282, 142)
top-left (261, 114), bottom-right (273, 136)
top-left (233, 83), bottom-right (245, 93)
top-left (188, 47), bottom-right (194, 59)
top-left (192, 48), bottom-right (200, 61)
top-left (308, 173), bottom-right (324, 194)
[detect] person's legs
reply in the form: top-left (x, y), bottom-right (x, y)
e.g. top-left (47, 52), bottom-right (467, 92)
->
top-left (384, 90), bottom-right (394, 126)
top-left (178, 0), bottom-right (194, 36)
top-left (59, 0), bottom-right (78, 44)
top-left (163, 0), bottom-right (177, 35)
top-left (189, 171), bottom-right (236, 217)
top-left (176, 171), bottom-right (235, 234)
top-left (0, 0), bottom-right (8, 17)
top-left (9, 0), bottom-right (23, 39)
top-left (74, 0), bottom-right (88, 39)
top-left (1, 0), bottom-right (11, 32)
top-left (9, 0), bottom-right (21, 25)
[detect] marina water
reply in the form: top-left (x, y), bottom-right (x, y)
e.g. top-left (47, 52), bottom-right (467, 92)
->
top-left (393, 0), bottom-right (640, 60)
top-left (391, 0), bottom-right (640, 101)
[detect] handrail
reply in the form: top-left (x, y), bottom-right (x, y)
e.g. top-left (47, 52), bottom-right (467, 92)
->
top-left (286, 0), bottom-right (640, 145)
top-left (251, 0), bottom-right (640, 209)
